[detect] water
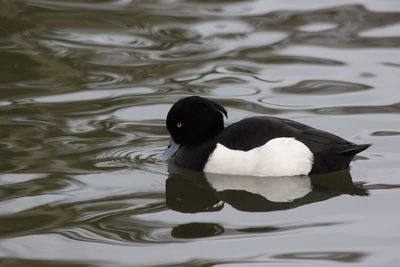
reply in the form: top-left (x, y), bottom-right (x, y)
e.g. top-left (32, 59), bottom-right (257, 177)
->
top-left (0, 0), bottom-right (399, 266)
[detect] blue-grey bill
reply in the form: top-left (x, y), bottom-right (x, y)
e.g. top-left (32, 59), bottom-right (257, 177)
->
top-left (161, 139), bottom-right (181, 160)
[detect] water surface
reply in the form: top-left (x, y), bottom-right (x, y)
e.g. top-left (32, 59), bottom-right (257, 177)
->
top-left (1, 0), bottom-right (400, 266)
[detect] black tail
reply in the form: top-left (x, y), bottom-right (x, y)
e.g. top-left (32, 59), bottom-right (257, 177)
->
top-left (310, 143), bottom-right (371, 174)
top-left (340, 144), bottom-right (371, 157)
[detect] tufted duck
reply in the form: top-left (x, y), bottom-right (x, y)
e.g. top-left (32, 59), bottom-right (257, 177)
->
top-left (162, 96), bottom-right (370, 176)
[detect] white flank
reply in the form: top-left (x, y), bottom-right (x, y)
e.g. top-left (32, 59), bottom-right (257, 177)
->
top-left (204, 137), bottom-right (313, 177)
top-left (205, 173), bottom-right (312, 202)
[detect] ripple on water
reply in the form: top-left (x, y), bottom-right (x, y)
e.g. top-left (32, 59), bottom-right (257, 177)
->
top-left (37, 29), bottom-right (161, 67)
top-left (95, 140), bottom-right (166, 175)
top-left (0, 213), bottom-right (75, 239)
top-left (32, 86), bottom-right (159, 103)
top-left (114, 104), bottom-right (171, 121)
top-left (371, 131), bottom-right (400, 137)
top-left (51, 29), bottom-right (158, 48)
top-left (49, 193), bottom-right (170, 245)
top-left (84, 71), bottom-right (133, 88)
top-left (23, 0), bottom-right (140, 11)
top-left (272, 251), bottom-right (367, 263)
top-left (199, 86), bottom-right (260, 97)
top-left (311, 102), bottom-right (400, 115)
top-left (298, 22), bottom-right (338, 32)
top-left (272, 80), bottom-right (373, 95)
top-left (184, 71), bottom-right (262, 97)
top-left (190, 20), bottom-right (253, 37)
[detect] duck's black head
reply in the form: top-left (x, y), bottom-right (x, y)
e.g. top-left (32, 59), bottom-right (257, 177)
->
top-left (166, 96), bottom-right (227, 145)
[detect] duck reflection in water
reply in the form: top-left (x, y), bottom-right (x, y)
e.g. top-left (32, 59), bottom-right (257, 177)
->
top-left (167, 164), bottom-right (368, 238)
top-left (166, 163), bottom-right (368, 214)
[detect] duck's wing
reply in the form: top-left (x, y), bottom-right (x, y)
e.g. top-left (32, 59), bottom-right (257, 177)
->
top-left (298, 128), bottom-right (370, 155)
top-left (217, 116), bottom-right (370, 156)
top-left (217, 116), bottom-right (308, 150)
top-left (217, 116), bottom-right (370, 174)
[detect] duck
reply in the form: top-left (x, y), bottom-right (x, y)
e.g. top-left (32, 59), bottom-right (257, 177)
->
top-left (162, 96), bottom-right (370, 176)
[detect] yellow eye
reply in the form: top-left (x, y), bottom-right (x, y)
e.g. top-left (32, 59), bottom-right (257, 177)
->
top-left (176, 123), bottom-right (182, 128)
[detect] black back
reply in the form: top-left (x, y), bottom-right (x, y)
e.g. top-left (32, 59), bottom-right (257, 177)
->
top-left (216, 116), bottom-right (370, 174)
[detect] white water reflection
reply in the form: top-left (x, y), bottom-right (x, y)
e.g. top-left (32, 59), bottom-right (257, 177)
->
top-left (206, 173), bottom-right (312, 202)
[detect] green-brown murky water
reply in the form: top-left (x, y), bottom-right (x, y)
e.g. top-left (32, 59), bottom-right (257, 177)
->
top-left (1, 0), bottom-right (400, 266)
